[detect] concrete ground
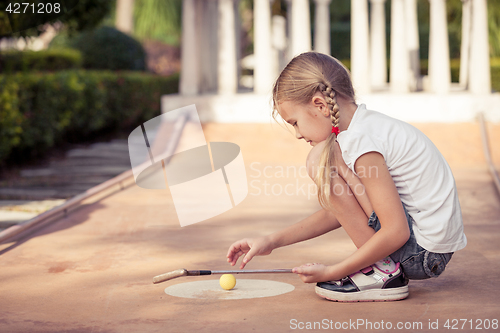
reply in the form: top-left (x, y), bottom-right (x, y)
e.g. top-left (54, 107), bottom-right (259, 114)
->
top-left (0, 123), bottom-right (499, 333)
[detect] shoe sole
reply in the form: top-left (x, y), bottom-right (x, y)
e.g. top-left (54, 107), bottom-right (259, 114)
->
top-left (315, 285), bottom-right (409, 302)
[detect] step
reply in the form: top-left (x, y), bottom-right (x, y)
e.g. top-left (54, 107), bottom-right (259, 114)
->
top-left (20, 166), bottom-right (130, 177)
top-left (65, 149), bottom-right (130, 159)
top-left (50, 158), bottom-right (131, 168)
top-left (0, 210), bottom-right (38, 228)
top-left (89, 142), bottom-right (130, 152)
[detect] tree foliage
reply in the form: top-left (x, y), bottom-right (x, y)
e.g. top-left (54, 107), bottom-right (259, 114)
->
top-left (488, 0), bottom-right (500, 57)
top-left (62, 0), bottom-right (113, 35)
top-left (446, 0), bottom-right (500, 58)
top-left (0, 0), bottom-right (112, 38)
top-left (133, 0), bottom-right (182, 45)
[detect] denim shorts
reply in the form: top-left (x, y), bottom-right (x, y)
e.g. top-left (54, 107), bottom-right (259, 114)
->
top-left (367, 205), bottom-right (454, 280)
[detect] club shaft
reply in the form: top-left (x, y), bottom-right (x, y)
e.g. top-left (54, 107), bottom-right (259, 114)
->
top-left (203, 269), bottom-right (293, 275)
top-left (153, 268), bottom-right (294, 284)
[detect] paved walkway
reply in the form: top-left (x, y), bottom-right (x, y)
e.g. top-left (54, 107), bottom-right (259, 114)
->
top-left (0, 123), bottom-right (499, 332)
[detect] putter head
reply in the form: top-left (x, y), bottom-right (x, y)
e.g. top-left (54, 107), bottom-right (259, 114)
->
top-left (153, 268), bottom-right (188, 284)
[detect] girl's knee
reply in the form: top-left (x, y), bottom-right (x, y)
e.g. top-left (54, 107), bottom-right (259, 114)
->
top-left (331, 182), bottom-right (348, 197)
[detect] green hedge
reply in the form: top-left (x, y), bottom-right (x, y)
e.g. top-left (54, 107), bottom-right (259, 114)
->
top-left (340, 58), bottom-right (500, 92)
top-left (0, 70), bottom-right (179, 165)
top-left (490, 58), bottom-right (500, 92)
top-left (0, 49), bottom-right (83, 73)
top-left (418, 59), bottom-right (461, 81)
top-left (417, 58), bottom-right (499, 91)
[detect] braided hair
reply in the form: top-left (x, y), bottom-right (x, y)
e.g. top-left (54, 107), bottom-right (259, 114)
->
top-left (318, 83), bottom-right (340, 130)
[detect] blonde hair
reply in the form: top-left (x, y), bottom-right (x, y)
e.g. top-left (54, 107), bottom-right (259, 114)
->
top-left (272, 52), bottom-right (356, 209)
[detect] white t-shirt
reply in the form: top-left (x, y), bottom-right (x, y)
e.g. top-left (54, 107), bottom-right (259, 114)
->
top-left (337, 104), bottom-right (467, 253)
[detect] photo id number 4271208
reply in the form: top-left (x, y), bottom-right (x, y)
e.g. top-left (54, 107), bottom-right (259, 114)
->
top-left (443, 319), bottom-right (498, 330)
top-left (5, 2), bottom-right (61, 14)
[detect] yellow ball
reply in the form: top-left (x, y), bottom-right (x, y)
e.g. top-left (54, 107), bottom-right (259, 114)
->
top-left (219, 274), bottom-right (236, 290)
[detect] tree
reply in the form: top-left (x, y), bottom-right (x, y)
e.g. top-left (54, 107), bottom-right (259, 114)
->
top-left (133, 0), bottom-right (182, 45)
top-left (0, 0), bottom-right (112, 38)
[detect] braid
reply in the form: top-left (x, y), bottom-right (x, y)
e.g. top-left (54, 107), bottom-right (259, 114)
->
top-left (319, 83), bottom-right (340, 129)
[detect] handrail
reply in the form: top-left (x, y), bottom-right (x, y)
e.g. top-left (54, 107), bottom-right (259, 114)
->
top-left (478, 112), bottom-right (500, 196)
top-left (0, 113), bottom-right (189, 244)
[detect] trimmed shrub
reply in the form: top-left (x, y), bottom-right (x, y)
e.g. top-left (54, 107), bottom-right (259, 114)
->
top-left (0, 49), bottom-right (82, 73)
top-left (71, 26), bottom-right (146, 71)
top-left (417, 59), bottom-right (459, 82)
top-left (346, 58), bottom-right (500, 92)
top-left (491, 58), bottom-right (500, 92)
top-left (421, 58), bottom-right (499, 90)
top-left (48, 32), bottom-right (73, 50)
top-left (0, 79), bottom-right (23, 160)
top-left (0, 70), bottom-right (179, 164)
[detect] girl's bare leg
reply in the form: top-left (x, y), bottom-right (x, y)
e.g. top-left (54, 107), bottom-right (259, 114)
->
top-left (328, 173), bottom-right (375, 249)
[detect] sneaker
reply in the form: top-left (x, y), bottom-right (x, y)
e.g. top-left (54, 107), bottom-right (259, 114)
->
top-left (315, 262), bottom-right (409, 302)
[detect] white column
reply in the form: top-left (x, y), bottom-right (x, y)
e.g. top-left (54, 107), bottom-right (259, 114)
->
top-left (459, 0), bottom-right (471, 88)
top-left (272, 15), bottom-right (288, 72)
top-left (198, 0), bottom-right (217, 93)
top-left (180, 0), bottom-right (200, 95)
top-left (235, 0), bottom-right (242, 88)
top-left (314, 0), bottom-right (332, 55)
top-left (115, 0), bottom-right (135, 34)
top-left (218, 0), bottom-right (238, 94)
top-left (370, 0), bottom-right (387, 89)
top-left (469, 0), bottom-right (491, 94)
top-left (291, 0), bottom-right (311, 57)
top-left (254, 0), bottom-right (274, 94)
top-left (285, 0), bottom-right (293, 62)
top-left (351, 0), bottom-right (370, 94)
top-left (428, 0), bottom-right (450, 94)
top-left (406, 0), bottom-right (420, 91)
top-left (390, 0), bottom-right (409, 93)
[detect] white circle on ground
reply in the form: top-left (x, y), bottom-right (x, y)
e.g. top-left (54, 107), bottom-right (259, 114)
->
top-left (164, 279), bottom-right (295, 300)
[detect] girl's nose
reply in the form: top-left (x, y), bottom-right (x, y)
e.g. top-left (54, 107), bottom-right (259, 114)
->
top-left (294, 128), bottom-right (303, 140)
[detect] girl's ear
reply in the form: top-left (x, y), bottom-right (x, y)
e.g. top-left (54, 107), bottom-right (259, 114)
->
top-left (312, 94), bottom-right (329, 116)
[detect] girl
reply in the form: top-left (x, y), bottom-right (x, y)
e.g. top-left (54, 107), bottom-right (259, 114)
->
top-left (226, 52), bottom-right (467, 302)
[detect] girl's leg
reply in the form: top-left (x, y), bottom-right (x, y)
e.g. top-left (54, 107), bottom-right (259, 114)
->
top-left (315, 174), bottom-right (408, 302)
top-left (327, 174), bottom-right (375, 248)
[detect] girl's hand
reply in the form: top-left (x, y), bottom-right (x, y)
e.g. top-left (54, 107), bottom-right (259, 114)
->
top-left (226, 236), bottom-right (275, 269)
top-left (292, 263), bottom-right (332, 283)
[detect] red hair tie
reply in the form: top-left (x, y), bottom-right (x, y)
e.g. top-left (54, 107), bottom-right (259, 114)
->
top-left (332, 126), bottom-right (340, 136)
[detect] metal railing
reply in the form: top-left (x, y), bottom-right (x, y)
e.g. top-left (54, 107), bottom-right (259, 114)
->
top-left (479, 112), bottom-right (500, 196)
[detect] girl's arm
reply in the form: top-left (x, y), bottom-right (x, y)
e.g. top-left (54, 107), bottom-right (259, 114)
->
top-left (227, 208), bottom-right (341, 269)
top-left (269, 208), bottom-right (341, 248)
